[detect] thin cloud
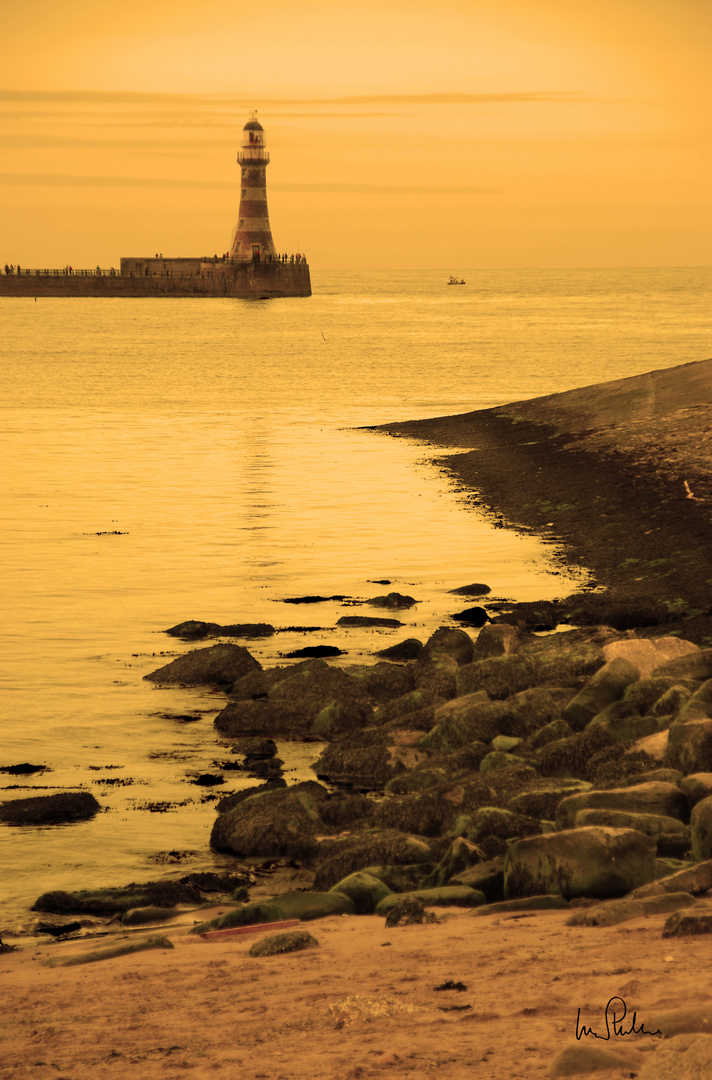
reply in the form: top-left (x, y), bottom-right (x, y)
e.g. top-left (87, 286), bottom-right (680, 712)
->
top-left (0, 172), bottom-right (498, 195)
top-left (0, 89), bottom-right (588, 106)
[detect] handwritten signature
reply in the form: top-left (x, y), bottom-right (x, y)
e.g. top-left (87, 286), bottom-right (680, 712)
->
top-left (576, 997), bottom-right (662, 1040)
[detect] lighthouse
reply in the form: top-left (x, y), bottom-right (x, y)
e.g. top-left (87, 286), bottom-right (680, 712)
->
top-left (229, 113), bottom-right (278, 263)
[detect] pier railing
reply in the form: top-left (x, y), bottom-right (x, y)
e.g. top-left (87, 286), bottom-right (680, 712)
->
top-left (4, 267), bottom-right (119, 277)
top-left (4, 255), bottom-right (307, 278)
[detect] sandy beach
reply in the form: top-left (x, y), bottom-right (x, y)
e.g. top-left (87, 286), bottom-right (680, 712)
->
top-left (4, 903), bottom-right (712, 1080)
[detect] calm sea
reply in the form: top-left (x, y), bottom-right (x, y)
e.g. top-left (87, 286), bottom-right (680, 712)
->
top-left (1, 266), bottom-right (710, 929)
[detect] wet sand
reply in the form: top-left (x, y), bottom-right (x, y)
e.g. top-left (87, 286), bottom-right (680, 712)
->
top-left (3, 905), bottom-right (710, 1079)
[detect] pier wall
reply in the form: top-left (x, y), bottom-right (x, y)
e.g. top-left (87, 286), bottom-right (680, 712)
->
top-left (0, 261), bottom-right (310, 299)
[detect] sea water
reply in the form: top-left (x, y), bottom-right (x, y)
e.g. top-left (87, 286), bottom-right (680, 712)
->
top-left (1, 266), bottom-right (710, 928)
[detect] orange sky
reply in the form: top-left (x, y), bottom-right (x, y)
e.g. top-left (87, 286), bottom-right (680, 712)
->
top-left (1, 0), bottom-right (710, 269)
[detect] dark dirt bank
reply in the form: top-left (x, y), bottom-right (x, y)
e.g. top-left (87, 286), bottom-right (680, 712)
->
top-left (376, 358), bottom-right (712, 643)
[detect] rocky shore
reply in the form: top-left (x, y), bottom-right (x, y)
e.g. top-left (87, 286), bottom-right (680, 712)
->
top-left (4, 358), bottom-right (712, 1078)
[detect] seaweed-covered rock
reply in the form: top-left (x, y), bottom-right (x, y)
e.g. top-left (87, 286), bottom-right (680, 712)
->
top-left (420, 837), bottom-right (483, 889)
top-left (373, 787), bottom-right (463, 836)
top-left (383, 897), bottom-right (434, 927)
top-left (249, 930), bottom-right (320, 957)
top-left (231, 738), bottom-right (278, 759)
top-left (504, 826), bottom-right (656, 899)
top-left (525, 719), bottom-right (575, 750)
top-left (329, 871), bottom-right (393, 914)
top-left (310, 699), bottom-right (373, 738)
top-left (0, 791), bottom-right (101, 826)
top-left (314, 741), bottom-right (427, 787)
top-left (165, 621), bottom-right (274, 641)
top-left (360, 864), bottom-right (433, 894)
top-left (190, 902), bottom-right (286, 933)
top-left (342, 662), bottom-right (415, 704)
top-left (312, 830), bottom-right (436, 891)
top-left (555, 781), bottom-right (687, 829)
top-left (216, 779), bottom-right (286, 815)
top-left (680, 773), bottom-right (712, 810)
top-left (420, 627), bottom-right (475, 667)
top-left (448, 857), bottom-right (505, 902)
top-left (267, 890), bottom-right (356, 921)
top-left (144, 643), bottom-right (260, 686)
top-left (210, 783), bottom-right (328, 859)
top-left (573, 808), bottom-right (690, 858)
top-left (691, 796), bottom-right (712, 861)
top-left (567, 891), bottom-right (699, 928)
top-left (505, 779), bottom-right (592, 821)
top-left (535, 725), bottom-right (614, 778)
top-left (375, 886), bottom-right (485, 915)
top-left (471, 623), bottom-right (520, 660)
top-left (33, 880), bottom-right (204, 916)
top-left (652, 648), bottom-right (712, 682)
top-left (467, 806), bottom-right (542, 847)
top-left (563, 657), bottom-right (640, 731)
top-left (215, 699), bottom-right (312, 738)
top-left (374, 638), bottom-right (424, 662)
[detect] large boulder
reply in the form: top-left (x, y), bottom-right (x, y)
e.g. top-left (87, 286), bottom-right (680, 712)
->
top-left (314, 741), bottom-right (428, 787)
top-left (215, 699), bottom-right (312, 738)
top-left (420, 836), bottom-right (483, 889)
top-left (144, 643), bottom-right (260, 686)
top-left (420, 627), bottom-right (475, 667)
top-left (33, 879), bottom-right (206, 916)
top-left (691, 796), bottom-right (712, 861)
top-left (471, 623), bottom-right (520, 660)
top-left (341, 662), bottom-right (415, 704)
top-left (603, 637), bottom-right (699, 679)
top-left (0, 792), bottom-right (101, 826)
top-left (652, 648), bottom-right (712, 682)
top-left (628, 858), bottom-right (712, 899)
top-left (375, 886), bottom-right (485, 914)
top-left (680, 773), bottom-right (712, 810)
top-left (573, 808), bottom-right (690, 858)
top-left (555, 780), bottom-right (686, 829)
top-left (329, 872), bottom-right (393, 914)
top-left (312, 830), bottom-right (437, 891)
top-left (506, 779), bottom-right (592, 820)
top-left (562, 657), bottom-right (640, 731)
top-left (210, 782), bottom-right (328, 859)
top-left (504, 826), bottom-right (656, 899)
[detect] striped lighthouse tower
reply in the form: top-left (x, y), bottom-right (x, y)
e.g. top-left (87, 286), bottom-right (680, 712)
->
top-left (229, 113), bottom-right (278, 263)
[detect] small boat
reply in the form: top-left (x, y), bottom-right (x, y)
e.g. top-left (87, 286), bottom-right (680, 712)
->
top-left (448, 275), bottom-right (465, 284)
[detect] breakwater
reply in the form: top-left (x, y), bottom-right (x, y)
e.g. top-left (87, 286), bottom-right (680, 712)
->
top-left (0, 260), bottom-right (311, 299)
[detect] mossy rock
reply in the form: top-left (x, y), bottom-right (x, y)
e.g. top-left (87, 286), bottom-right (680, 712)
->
top-left (385, 766), bottom-right (449, 795)
top-left (469, 894), bottom-right (569, 915)
top-left (467, 806), bottom-right (542, 846)
top-left (189, 902), bottom-right (285, 934)
top-left (421, 836), bottom-right (483, 889)
top-left (360, 863), bottom-right (432, 894)
top-left (249, 930), bottom-right (319, 957)
top-left (269, 890), bottom-right (356, 921)
top-left (121, 906), bottom-right (183, 927)
top-left (375, 886), bottom-right (485, 915)
top-left (329, 872), bottom-right (393, 914)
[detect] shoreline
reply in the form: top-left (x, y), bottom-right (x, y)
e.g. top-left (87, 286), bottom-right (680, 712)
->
top-left (377, 357), bottom-right (712, 639)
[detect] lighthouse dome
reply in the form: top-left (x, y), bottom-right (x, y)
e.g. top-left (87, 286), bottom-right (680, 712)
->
top-left (244, 119), bottom-right (263, 132)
